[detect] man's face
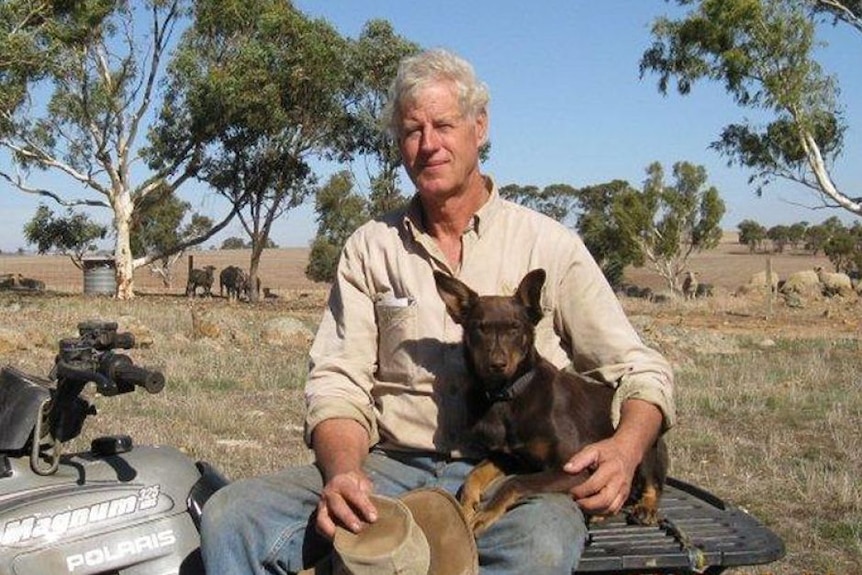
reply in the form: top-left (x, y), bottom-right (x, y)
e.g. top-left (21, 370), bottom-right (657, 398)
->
top-left (396, 81), bottom-right (487, 200)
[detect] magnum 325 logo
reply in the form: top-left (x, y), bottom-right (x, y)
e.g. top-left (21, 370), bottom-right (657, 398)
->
top-left (1, 484), bottom-right (162, 546)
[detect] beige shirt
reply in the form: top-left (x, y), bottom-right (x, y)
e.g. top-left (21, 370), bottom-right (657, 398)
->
top-left (305, 178), bottom-right (675, 458)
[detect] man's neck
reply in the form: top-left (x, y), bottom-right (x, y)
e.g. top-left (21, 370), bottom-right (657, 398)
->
top-left (421, 174), bottom-right (489, 269)
top-left (422, 173), bottom-right (489, 239)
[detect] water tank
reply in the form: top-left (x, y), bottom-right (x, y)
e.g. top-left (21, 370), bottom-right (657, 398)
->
top-left (82, 256), bottom-right (117, 295)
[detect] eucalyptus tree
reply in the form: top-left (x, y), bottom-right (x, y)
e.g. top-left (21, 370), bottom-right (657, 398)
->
top-left (1, 1), bottom-right (236, 298)
top-left (737, 219), bottom-right (768, 254)
top-left (613, 161), bottom-right (725, 294)
top-left (23, 205), bottom-right (107, 269)
top-left (641, 0), bottom-right (860, 218)
top-left (306, 171), bottom-right (369, 283)
top-left (152, 0), bottom-right (352, 300)
top-left (573, 180), bottom-right (643, 288)
top-left (810, 0), bottom-right (862, 31)
top-left (130, 190), bottom-right (213, 288)
top-left (303, 19), bottom-right (419, 283)
top-left (0, 0), bottom-right (78, 126)
top-left (342, 19), bottom-right (420, 217)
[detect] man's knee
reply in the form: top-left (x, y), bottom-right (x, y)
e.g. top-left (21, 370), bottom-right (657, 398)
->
top-left (478, 493), bottom-right (587, 571)
top-left (200, 479), bottom-right (255, 539)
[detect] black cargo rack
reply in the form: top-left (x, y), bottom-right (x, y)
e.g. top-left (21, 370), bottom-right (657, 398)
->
top-left (576, 477), bottom-right (785, 574)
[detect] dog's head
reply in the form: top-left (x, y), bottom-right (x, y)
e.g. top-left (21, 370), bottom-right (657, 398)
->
top-left (434, 269), bottom-right (546, 386)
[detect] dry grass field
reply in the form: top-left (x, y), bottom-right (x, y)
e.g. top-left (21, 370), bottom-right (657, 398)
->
top-left (1, 233), bottom-right (860, 574)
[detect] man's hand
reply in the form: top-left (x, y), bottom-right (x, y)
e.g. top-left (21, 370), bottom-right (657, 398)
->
top-left (311, 419), bottom-right (377, 539)
top-left (563, 436), bottom-right (638, 515)
top-left (564, 399), bottom-right (664, 515)
top-left (315, 469), bottom-right (377, 539)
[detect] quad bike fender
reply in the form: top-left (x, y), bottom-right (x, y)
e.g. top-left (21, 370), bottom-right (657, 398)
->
top-left (0, 444), bottom-right (226, 575)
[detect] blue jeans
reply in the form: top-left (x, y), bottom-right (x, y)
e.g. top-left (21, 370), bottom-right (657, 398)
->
top-left (200, 450), bottom-right (588, 575)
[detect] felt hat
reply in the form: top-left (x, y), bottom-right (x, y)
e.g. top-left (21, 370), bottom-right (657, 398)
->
top-left (299, 487), bottom-right (478, 575)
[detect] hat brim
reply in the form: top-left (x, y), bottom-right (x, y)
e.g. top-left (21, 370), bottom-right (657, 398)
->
top-left (400, 488), bottom-right (479, 575)
top-left (298, 488), bottom-right (478, 575)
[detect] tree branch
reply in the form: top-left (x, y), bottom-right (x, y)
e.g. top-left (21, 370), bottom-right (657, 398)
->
top-left (0, 171), bottom-right (110, 208)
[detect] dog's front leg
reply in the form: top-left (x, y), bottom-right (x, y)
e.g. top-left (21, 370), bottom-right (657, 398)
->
top-left (460, 458), bottom-right (506, 522)
top-left (471, 470), bottom-right (584, 535)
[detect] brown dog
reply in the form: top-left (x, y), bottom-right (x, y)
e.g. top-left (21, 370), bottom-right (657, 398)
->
top-left (434, 268), bottom-right (668, 535)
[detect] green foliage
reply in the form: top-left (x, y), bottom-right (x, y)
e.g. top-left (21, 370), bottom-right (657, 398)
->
top-left (737, 219), bottom-right (767, 253)
top-left (612, 161), bottom-right (726, 292)
top-left (23, 204), bottom-right (107, 268)
top-left (571, 180), bottom-right (643, 287)
top-left (306, 238), bottom-right (344, 284)
top-left (804, 215), bottom-right (845, 254)
top-left (152, 0), bottom-right (354, 298)
top-left (304, 19), bottom-right (419, 280)
top-left (499, 183), bottom-right (580, 228)
top-left (640, 0), bottom-right (859, 217)
top-left (305, 171), bottom-right (369, 282)
top-left (130, 188), bottom-right (213, 259)
top-left (823, 221), bottom-right (862, 274)
top-left (221, 237), bottom-right (247, 250)
top-left (0, 0), bottom-right (108, 127)
top-left (219, 236), bottom-right (277, 250)
top-left (766, 224), bottom-right (792, 253)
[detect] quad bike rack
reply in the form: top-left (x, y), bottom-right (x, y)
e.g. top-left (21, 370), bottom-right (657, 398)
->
top-left (576, 476), bottom-right (785, 574)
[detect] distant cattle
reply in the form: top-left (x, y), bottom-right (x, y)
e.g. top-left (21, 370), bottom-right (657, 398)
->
top-left (220, 266), bottom-right (248, 300)
top-left (186, 265), bottom-right (216, 297)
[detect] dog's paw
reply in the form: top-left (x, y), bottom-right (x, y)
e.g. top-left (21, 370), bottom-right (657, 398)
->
top-left (587, 513), bottom-right (609, 525)
top-left (628, 502), bottom-right (660, 526)
top-left (469, 508), bottom-right (506, 536)
top-left (459, 492), bottom-right (482, 519)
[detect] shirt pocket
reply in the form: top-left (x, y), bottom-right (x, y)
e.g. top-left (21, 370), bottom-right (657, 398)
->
top-left (374, 297), bottom-right (418, 382)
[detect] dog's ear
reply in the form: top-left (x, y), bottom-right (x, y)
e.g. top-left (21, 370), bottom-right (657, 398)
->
top-left (515, 269), bottom-right (546, 325)
top-left (434, 271), bottom-right (477, 324)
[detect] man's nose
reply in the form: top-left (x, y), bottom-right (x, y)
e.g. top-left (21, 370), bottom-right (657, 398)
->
top-left (419, 127), bottom-right (440, 151)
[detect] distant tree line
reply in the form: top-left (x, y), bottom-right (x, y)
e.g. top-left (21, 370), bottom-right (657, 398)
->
top-left (306, 159), bottom-right (726, 296)
top-left (737, 216), bottom-right (862, 275)
top-left (220, 236), bottom-right (278, 250)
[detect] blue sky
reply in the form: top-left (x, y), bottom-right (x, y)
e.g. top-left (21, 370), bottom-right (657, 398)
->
top-left (0, 1), bottom-right (859, 252)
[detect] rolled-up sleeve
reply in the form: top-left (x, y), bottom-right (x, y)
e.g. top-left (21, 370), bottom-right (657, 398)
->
top-left (553, 238), bottom-right (676, 431)
top-left (304, 236), bottom-right (380, 448)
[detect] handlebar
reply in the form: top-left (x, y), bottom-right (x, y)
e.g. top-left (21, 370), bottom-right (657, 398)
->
top-left (105, 355), bottom-right (165, 394)
top-left (27, 320), bottom-right (167, 475)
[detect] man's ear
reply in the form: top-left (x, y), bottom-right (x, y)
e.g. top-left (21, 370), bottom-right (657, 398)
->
top-left (515, 269), bottom-right (546, 325)
top-left (474, 108), bottom-right (489, 147)
top-left (434, 271), bottom-right (477, 325)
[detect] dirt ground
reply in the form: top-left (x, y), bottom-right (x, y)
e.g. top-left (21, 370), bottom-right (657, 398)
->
top-left (0, 232), bottom-right (859, 341)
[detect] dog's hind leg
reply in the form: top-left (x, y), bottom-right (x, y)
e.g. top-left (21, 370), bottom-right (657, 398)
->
top-left (460, 458), bottom-right (507, 523)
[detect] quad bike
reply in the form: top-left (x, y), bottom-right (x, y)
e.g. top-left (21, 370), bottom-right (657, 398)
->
top-left (0, 320), bottom-right (227, 575)
top-left (0, 319), bottom-right (785, 575)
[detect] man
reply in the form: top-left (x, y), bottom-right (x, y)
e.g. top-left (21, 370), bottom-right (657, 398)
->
top-left (201, 48), bottom-right (675, 575)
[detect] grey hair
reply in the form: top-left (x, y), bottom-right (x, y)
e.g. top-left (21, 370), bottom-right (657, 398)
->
top-left (380, 48), bottom-right (490, 138)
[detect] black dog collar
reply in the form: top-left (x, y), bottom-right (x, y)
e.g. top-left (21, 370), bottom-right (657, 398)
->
top-left (486, 369), bottom-right (535, 403)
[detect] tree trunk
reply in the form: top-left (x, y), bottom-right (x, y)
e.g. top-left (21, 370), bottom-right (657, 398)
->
top-left (113, 191), bottom-right (136, 300)
top-left (248, 244), bottom-right (263, 303)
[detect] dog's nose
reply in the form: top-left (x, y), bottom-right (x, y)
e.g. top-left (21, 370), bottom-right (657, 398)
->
top-left (489, 357), bottom-right (508, 373)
